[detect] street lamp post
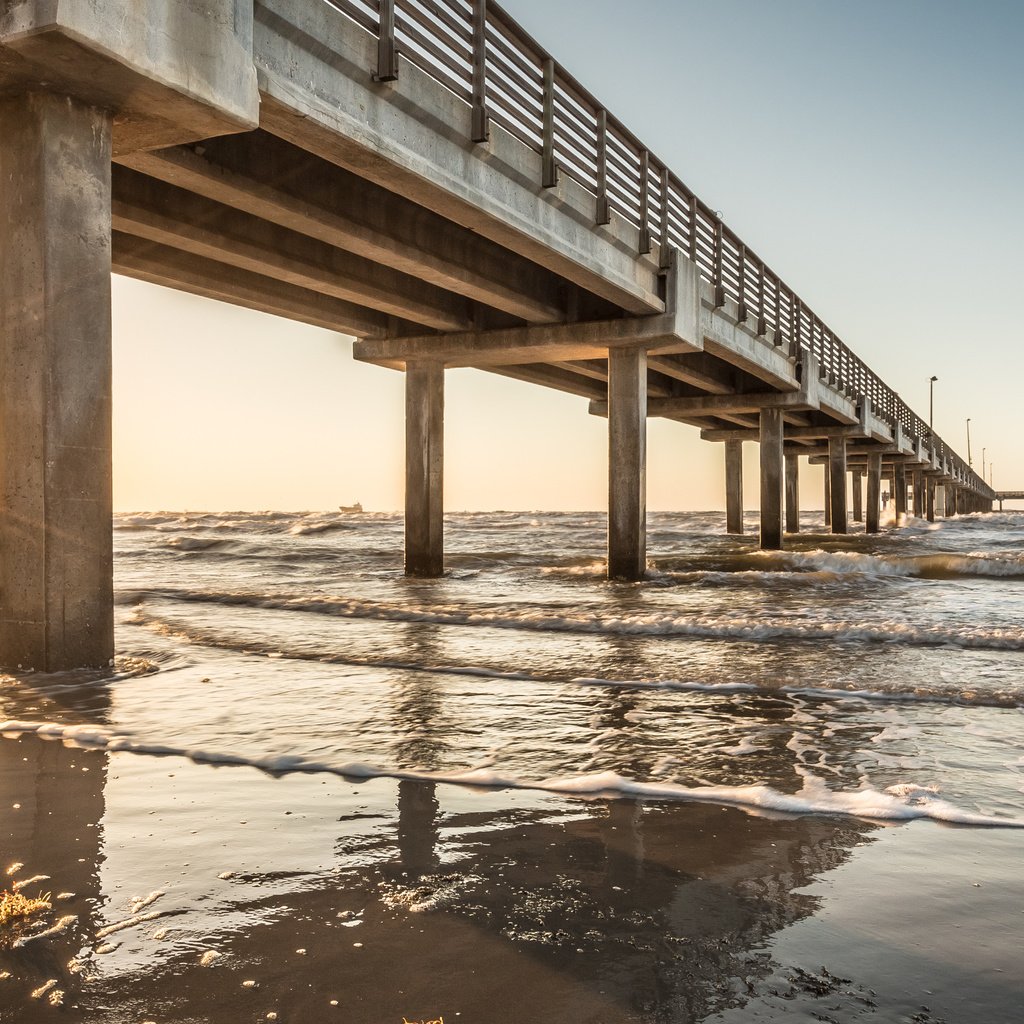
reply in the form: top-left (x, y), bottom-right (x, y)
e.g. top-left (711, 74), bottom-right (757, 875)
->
top-left (982, 448), bottom-right (986, 479)
top-left (929, 376), bottom-right (938, 436)
top-left (967, 418), bottom-right (972, 467)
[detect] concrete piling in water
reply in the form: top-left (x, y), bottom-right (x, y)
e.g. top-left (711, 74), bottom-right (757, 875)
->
top-left (852, 470), bottom-right (864, 523)
top-left (405, 361), bottom-right (445, 577)
top-left (607, 347), bottom-right (647, 580)
top-left (785, 453), bottom-right (800, 534)
top-left (866, 454), bottom-right (882, 534)
top-left (725, 439), bottom-right (744, 535)
top-left (894, 464), bottom-right (908, 522)
top-left (828, 437), bottom-right (848, 534)
top-left (759, 408), bottom-right (784, 550)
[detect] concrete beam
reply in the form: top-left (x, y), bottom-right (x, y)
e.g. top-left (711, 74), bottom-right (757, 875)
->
top-left (112, 232), bottom-right (391, 338)
top-left (0, 93), bottom-right (113, 670)
top-left (253, 0), bottom-right (663, 314)
top-left (111, 166), bottom-right (474, 332)
top-left (607, 349), bottom-right (647, 580)
top-left (119, 133), bottom-right (571, 324)
top-left (0, 0), bottom-right (258, 152)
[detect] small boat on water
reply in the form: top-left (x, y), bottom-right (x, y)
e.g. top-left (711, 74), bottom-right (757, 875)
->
top-left (338, 502), bottom-right (363, 513)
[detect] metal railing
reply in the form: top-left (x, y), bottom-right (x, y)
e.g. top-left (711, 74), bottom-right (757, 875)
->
top-left (321, 0), bottom-right (991, 495)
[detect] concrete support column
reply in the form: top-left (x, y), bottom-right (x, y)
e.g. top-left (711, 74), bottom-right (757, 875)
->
top-left (785, 453), bottom-right (800, 534)
top-left (894, 465), bottom-right (908, 521)
top-left (866, 454), bottom-right (882, 534)
top-left (759, 408), bottom-right (784, 550)
top-left (946, 486), bottom-right (958, 518)
top-left (607, 347), bottom-right (647, 580)
top-left (725, 439), bottom-right (744, 536)
top-left (0, 93), bottom-right (113, 671)
top-left (912, 471), bottom-right (924, 518)
top-left (405, 361), bottom-right (445, 576)
top-left (852, 471), bottom-right (864, 522)
top-left (926, 477), bottom-right (936, 523)
top-left (828, 437), bottom-right (848, 534)
top-left (823, 468), bottom-right (832, 529)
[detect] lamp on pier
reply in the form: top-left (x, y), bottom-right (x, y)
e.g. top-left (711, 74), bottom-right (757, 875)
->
top-left (966, 418), bottom-right (973, 467)
top-left (928, 375), bottom-right (938, 436)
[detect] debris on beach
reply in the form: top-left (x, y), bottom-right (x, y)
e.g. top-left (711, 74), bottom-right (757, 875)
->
top-left (0, 889), bottom-right (51, 929)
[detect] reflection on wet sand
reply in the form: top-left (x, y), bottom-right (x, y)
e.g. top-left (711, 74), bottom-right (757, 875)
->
top-left (0, 728), bottom-right (872, 1023)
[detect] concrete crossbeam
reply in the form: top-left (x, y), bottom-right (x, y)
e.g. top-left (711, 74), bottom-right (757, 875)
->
top-left (112, 232), bottom-right (391, 338)
top-left (112, 166), bottom-right (474, 332)
top-left (119, 134), bottom-right (570, 324)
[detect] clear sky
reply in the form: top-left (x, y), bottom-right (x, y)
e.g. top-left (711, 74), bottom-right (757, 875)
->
top-left (111, 0), bottom-right (1024, 512)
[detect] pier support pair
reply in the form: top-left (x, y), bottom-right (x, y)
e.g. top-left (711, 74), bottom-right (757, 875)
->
top-left (404, 348), bottom-right (648, 579)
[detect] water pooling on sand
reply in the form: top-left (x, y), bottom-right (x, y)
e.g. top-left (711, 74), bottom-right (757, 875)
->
top-left (1, 509), bottom-right (1023, 1022)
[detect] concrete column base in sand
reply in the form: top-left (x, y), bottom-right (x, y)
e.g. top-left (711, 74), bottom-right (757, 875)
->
top-left (0, 92), bottom-right (114, 671)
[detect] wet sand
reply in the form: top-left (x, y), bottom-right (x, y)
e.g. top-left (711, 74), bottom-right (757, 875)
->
top-left (2, 732), bottom-right (1022, 1023)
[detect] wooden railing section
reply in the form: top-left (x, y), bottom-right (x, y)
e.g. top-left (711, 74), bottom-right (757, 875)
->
top-left (322, 0), bottom-right (988, 493)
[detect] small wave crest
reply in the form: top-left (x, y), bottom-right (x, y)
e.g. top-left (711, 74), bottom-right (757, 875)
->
top-left (135, 587), bottom-right (1024, 652)
top-left (2, 720), bottom-right (1019, 828)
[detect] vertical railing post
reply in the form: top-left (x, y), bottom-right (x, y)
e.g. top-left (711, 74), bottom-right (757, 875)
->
top-left (470, 0), bottom-right (489, 142)
top-left (773, 276), bottom-right (783, 347)
top-left (658, 166), bottom-right (673, 269)
top-left (638, 149), bottom-right (651, 255)
top-left (542, 57), bottom-right (558, 188)
top-left (373, 0), bottom-right (399, 82)
top-left (736, 242), bottom-right (748, 322)
top-left (713, 217), bottom-right (725, 308)
top-left (595, 108), bottom-right (610, 224)
top-left (687, 193), bottom-right (698, 264)
top-left (756, 260), bottom-right (767, 336)
top-left (791, 294), bottom-right (801, 358)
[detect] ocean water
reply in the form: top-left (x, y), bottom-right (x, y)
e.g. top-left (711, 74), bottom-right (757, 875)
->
top-left (2, 509), bottom-right (1023, 1021)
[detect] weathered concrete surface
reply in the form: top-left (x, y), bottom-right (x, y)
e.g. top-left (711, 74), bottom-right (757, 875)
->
top-left (852, 470), bottom-right (863, 522)
top-left (405, 362), bottom-right (444, 577)
top-left (828, 437), bottom-right (848, 534)
top-left (726, 441), bottom-right (744, 535)
top-left (759, 408), bottom-right (784, 550)
top-left (785, 454), bottom-right (800, 534)
top-left (894, 464), bottom-right (908, 519)
top-left (866, 454), bottom-right (881, 534)
top-left (0, 1), bottom-right (258, 152)
top-left (608, 349), bottom-right (647, 580)
top-left (0, 92), bottom-right (113, 670)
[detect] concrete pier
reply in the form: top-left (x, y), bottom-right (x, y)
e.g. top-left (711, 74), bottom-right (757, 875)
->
top-left (405, 361), bottom-right (445, 576)
top-left (725, 440), bottom-right (744, 535)
top-left (828, 437), bottom-right (848, 534)
top-left (607, 348), bottom-right (647, 579)
top-left (866, 454), bottom-right (882, 534)
top-left (926, 477), bottom-right (936, 523)
top-left (912, 470), bottom-right (924, 518)
top-left (894, 465), bottom-right (907, 521)
top-left (785, 454), bottom-right (800, 534)
top-left (823, 470), bottom-right (832, 530)
top-left (0, 93), bottom-right (114, 671)
top-left (759, 408), bottom-right (784, 550)
top-left (852, 470), bottom-right (863, 522)
top-left (946, 486), bottom-right (958, 517)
